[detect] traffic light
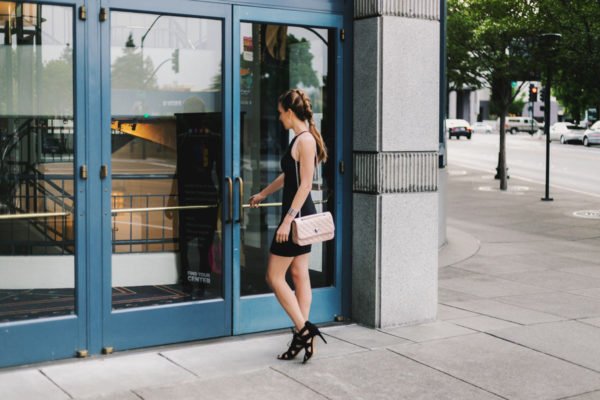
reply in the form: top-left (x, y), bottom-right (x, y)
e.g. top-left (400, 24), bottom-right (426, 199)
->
top-left (171, 49), bottom-right (180, 73)
top-left (529, 84), bottom-right (538, 102)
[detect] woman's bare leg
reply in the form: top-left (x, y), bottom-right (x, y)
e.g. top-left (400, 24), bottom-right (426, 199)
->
top-left (290, 253), bottom-right (312, 321)
top-left (266, 253), bottom-right (306, 331)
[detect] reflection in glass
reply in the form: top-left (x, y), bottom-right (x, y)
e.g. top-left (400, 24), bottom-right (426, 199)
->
top-left (0, 3), bottom-right (75, 322)
top-left (110, 12), bottom-right (223, 308)
top-left (240, 23), bottom-right (335, 296)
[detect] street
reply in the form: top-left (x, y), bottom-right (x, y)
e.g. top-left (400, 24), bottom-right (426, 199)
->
top-left (447, 132), bottom-right (600, 198)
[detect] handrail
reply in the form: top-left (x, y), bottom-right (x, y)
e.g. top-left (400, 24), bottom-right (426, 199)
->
top-left (111, 204), bottom-right (218, 214)
top-left (0, 211), bottom-right (70, 220)
top-left (110, 199), bottom-right (328, 214)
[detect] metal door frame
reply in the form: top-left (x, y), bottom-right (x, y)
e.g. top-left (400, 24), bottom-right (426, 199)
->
top-left (0, 0), bottom-right (348, 368)
top-left (96, 0), bottom-right (233, 353)
top-left (0, 0), bottom-right (88, 368)
top-left (232, 6), bottom-right (344, 334)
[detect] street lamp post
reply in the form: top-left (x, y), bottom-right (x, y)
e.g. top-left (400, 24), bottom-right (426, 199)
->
top-left (539, 33), bottom-right (561, 202)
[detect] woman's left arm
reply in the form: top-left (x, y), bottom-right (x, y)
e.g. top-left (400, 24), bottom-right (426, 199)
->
top-left (275, 138), bottom-right (315, 242)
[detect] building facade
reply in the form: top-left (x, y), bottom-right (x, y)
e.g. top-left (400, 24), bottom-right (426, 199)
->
top-left (0, 0), bottom-right (440, 368)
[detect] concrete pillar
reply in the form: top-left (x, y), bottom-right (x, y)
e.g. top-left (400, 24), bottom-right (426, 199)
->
top-left (352, 0), bottom-right (439, 328)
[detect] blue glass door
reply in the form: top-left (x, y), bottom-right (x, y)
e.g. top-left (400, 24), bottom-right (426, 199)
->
top-left (232, 6), bottom-right (344, 334)
top-left (98, 0), bottom-right (232, 351)
top-left (0, 0), bottom-right (88, 367)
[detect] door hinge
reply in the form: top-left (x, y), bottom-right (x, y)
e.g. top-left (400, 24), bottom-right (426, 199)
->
top-left (339, 160), bottom-right (345, 174)
top-left (340, 29), bottom-right (345, 42)
top-left (102, 346), bottom-right (114, 355)
top-left (76, 349), bottom-right (88, 358)
top-left (79, 6), bottom-right (87, 21)
top-left (79, 164), bottom-right (88, 180)
top-left (100, 165), bottom-right (108, 179)
top-left (99, 8), bottom-right (107, 22)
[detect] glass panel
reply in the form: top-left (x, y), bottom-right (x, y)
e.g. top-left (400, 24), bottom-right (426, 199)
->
top-left (240, 23), bottom-right (335, 296)
top-left (0, 3), bottom-right (75, 322)
top-left (110, 12), bottom-right (223, 308)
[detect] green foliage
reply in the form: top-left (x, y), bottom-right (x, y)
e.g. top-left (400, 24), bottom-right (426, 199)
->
top-left (447, 0), bottom-right (542, 189)
top-left (447, 0), bottom-right (541, 109)
top-left (111, 33), bottom-right (158, 90)
top-left (41, 46), bottom-right (73, 116)
top-left (490, 90), bottom-right (527, 117)
top-left (447, 0), bottom-right (480, 90)
top-left (287, 34), bottom-right (320, 89)
top-left (537, 0), bottom-right (600, 120)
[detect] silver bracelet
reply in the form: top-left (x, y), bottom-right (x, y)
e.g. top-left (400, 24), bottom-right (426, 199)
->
top-left (286, 207), bottom-right (297, 217)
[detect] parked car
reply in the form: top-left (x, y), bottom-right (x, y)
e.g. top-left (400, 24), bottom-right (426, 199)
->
top-left (549, 122), bottom-right (587, 144)
top-left (472, 122), bottom-right (493, 134)
top-left (583, 121), bottom-right (600, 146)
top-left (505, 117), bottom-right (539, 135)
top-left (446, 119), bottom-right (472, 140)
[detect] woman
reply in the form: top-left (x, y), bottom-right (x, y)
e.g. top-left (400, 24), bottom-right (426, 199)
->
top-left (249, 89), bottom-right (328, 363)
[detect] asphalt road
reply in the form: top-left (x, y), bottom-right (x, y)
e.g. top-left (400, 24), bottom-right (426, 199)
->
top-left (447, 132), bottom-right (600, 198)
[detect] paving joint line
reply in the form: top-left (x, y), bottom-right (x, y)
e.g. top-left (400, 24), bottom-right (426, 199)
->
top-left (324, 329), bottom-right (418, 348)
top-left (130, 389), bottom-right (145, 400)
top-left (321, 333), bottom-right (374, 350)
top-left (462, 270), bottom-right (600, 295)
top-left (438, 300), bottom-right (558, 326)
top-left (577, 319), bottom-right (600, 329)
top-left (484, 332), bottom-right (600, 375)
top-left (157, 352), bottom-right (199, 378)
top-left (374, 327), bottom-right (420, 343)
top-left (269, 366), bottom-right (332, 400)
top-left (385, 348), bottom-right (508, 400)
top-left (489, 295), bottom-right (599, 321)
top-left (556, 389), bottom-right (600, 400)
top-left (38, 369), bottom-right (74, 399)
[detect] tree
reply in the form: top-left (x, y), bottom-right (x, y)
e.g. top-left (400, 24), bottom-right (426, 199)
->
top-left (538, 0), bottom-right (600, 123)
top-left (111, 33), bottom-right (158, 90)
top-left (41, 45), bottom-right (74, 116)
top-left (287, 34), bottom-right (320, 89)
top-left (447, 0), bottom-right (541, 190)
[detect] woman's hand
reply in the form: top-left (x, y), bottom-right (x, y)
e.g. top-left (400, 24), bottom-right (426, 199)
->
top-left (165, 197), bottom-right (176, 219)
top-left (249, 192), bottom-right (266, 208)
top-left (275, 221), bottom-right (292, 243)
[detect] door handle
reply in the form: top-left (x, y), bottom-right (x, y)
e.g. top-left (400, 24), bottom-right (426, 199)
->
top-left (225, 177), bottom-right (233, 222)
top-left (240, 199), bottom-right (328, 209)
top-left (235, 177), bottom-right (244, 224)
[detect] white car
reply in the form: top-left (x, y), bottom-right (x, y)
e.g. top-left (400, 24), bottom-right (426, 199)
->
top-left (549, 122), bottom-right (586, 144)
top-left (446, 119), bottom-right (472, 140)
top-left (472, 122), bottom-right (493, 134)
top-left (583, 121), bottom-right (600, 146)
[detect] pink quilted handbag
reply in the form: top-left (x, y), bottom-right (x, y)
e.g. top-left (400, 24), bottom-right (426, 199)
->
top-left (291, 152), bottom-right (335, 245)
top-left (291, 211), bottom-right (335, 246)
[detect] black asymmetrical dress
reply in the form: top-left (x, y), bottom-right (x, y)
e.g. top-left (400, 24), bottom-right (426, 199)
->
top-left (270, 133), bottom-right (317, 257)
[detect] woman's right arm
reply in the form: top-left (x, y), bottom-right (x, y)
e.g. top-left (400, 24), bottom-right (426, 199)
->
top-left (249, 173), bottom-right (284, 207)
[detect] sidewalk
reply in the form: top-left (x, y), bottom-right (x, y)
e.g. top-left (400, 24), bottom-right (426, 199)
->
top-left (3, 166), bottom-right (600, 399)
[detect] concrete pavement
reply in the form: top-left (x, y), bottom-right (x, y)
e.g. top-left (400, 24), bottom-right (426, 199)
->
top-left (2, 166), bottom-right (600, 399)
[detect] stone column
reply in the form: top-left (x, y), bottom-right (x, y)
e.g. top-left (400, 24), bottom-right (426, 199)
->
top-left (352, 0), bottom-right (440, 327)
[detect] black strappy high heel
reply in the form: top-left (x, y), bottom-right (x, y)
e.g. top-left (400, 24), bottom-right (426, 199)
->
top-left (277, 328), bottom-right (304, 360)
top-left (300, 321), bottom-right (327, 364)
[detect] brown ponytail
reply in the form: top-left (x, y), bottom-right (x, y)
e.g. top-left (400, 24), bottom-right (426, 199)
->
top-left (278, 88), bottom-right (328, 163)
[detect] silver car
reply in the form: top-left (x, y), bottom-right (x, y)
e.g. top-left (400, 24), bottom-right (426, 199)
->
top-left (583, 121), bottom-right (600, 146)
top-left (472, 122), bottom-right (493, 134)
top-left (549, 122), bottom-right (586, 144)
